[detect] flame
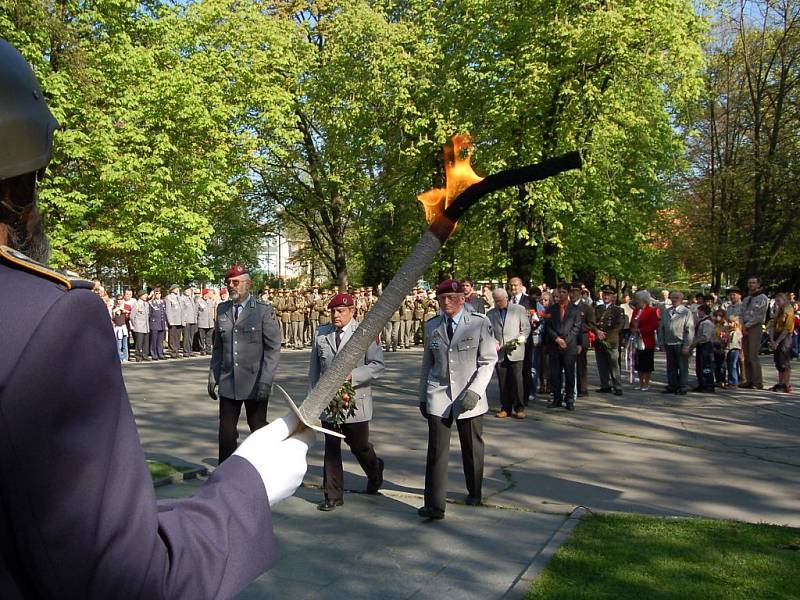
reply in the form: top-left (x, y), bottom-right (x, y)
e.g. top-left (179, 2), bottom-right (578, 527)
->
top-left (417, 133), bottom-right (484, 225)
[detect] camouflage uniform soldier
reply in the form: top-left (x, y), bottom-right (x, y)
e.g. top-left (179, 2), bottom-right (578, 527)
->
top-left (412, 288), bottom-right (426, 345)
top-left (290, 291), bottom-right (304, 350)
top-left (401, 293), bottom-right (415, 349)
top-left (279, 291), bottom-right (292, 346)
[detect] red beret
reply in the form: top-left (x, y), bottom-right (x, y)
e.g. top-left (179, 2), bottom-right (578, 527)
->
top-left (202, 288), bottom-right (210, 295)
top-left (436, 279), bottom-right (464, 296)
top-left (225, 263), bottom-right (248, 279)
top-left (328, 293), bottom-right (354, 309)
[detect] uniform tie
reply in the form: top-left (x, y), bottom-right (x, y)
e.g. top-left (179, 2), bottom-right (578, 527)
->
top-left (234, 304), bottom-right (241, 321)
top-left (335, 328), bottom-right (342, 349)
top-left (446, 318), bottom-right (454, 341)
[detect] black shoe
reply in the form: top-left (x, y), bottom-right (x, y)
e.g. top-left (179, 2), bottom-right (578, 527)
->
top-left (661, 388), bottom-right (676, 394)
top-left (613, 389), bottom-right (623, 396)
top-left (578, 391), bottom-right (589, 398)
top-left (595, 387), bottom-right (612, 393)
top-left (565, 402), bottom-right (575, 411)
top-left (365, 458), bottom-right (384, 494)
top-left (677, 389), bottom-right (688, 395)
top-left (417, 506), bottom-right (445, 520)
top-left (546, 400), bottom-right (563, 409)
top-left (465, 495), bottom-right (482, 506)
top-left (317, 499), bottom-right (343, 511)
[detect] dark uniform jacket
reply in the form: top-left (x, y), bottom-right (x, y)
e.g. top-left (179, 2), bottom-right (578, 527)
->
top-left (0, 247), bottom-right (275, 599)
top-left (595, 303), bottom-right (624, 348)
top-left (210, 296), bottom-right (282, 401)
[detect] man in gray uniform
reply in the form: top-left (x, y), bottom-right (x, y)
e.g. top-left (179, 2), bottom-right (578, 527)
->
top-left (0, 40), bottom-right (311, 599)
top-left (417, 279), bottom-right (497, 519)
top-left (181, 284), bottom-right (198, 357)
top-left (165, 283), bottom-right (183, 358)
top-left (130, 289), bottom-right (150, 362)
top-left (209, 264), bottom-right (282, 463)
top-left (740, 276), bottom-right (769, 389)
top-left (196, 288), bottom-right (215, 355)
top-left (309, 293), bottom-right (385, 511)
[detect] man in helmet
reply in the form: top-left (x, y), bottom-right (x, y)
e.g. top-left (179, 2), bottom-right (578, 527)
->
top-left (0, 39), bottom-right (313, 599)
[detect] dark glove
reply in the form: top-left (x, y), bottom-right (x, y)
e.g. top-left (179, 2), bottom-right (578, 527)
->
top-left (258, 383), bottom-right (271, 403)
top-left (460, 390), bottom-right (480, 411)
top-left (207, 373), bottom-right (218, 401)
top-left (419, 402), bottom-right (429, 418)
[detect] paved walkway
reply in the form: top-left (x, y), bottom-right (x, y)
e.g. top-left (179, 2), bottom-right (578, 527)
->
top-left (125, 349), bottom-right (800, 598)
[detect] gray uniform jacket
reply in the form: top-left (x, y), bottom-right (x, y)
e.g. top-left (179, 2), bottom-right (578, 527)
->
top-left (308, 319), bottom-right (385, 424)
top-left (742, 293), bottom-right (768, 330)
top-left (210, 296), bottom-right (282, 401)
top-left (130, 299), bottom-right (150, 334)
top-left (181, 295), bottom-right (197, 325)
top-left (165, 293), bottom-right (182, 326)
top-left (658, 304), bottom-right (694, 349)
top-left (196, 298), bottom-right (214, 329)
top-left (486, 304), bottom-right (531, 362)
top-left (419, 311), bottom-right (497, 419)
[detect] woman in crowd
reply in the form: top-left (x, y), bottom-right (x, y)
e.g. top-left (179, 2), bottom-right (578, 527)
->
top-left (111, 295), bottom-right (130, 362)
top-left (630, 290), bottom-right (659, 391)
top-left (768, 293), bottom-right (794, 393)
top-left (537, 291), bottom-right (552, 394)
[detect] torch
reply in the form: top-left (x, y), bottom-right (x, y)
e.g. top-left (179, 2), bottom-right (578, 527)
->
top-left (274, 135), bottom-right (581, 438)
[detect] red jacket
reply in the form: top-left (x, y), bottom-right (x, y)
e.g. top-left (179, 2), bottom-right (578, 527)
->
top-left (632, 305), bottom-right (660, 349)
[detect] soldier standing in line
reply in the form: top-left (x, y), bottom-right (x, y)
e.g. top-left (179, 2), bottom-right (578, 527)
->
top-left (290, 291), bottom-right (304, 350)
top-left (401, 293), bottom-right (415, 349)
top-left (148, 288), bottom-right (167, 360)
top-left (309, 287), bottom-right (321, 336)
top-left (180, 285), bottom-right (198, 357)
top-left (279, 290), bottom-right (292, 347)
top-left (412, 288), bottom-right (426, 345)
top-left (197, 288), bottom-right (215, 355)
top-left (130, 289), bottom-right (151, 362)
top-left (318, 290), bottom-right (332, 326)
top-left (273, 290), bottom-right (286, 346)
top-left (593, 285), bottom-right (625, 396)
top-left (165, 284), bottom-right (183, 359)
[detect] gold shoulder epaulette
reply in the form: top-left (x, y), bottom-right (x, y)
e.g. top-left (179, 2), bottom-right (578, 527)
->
top-left (0, 245), bottom-right (92, 290)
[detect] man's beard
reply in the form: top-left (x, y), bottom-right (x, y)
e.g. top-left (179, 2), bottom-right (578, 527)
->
top-left (7, 213), bottom-right (51, 264)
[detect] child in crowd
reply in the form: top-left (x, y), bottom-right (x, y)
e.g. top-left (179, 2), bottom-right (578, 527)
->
top-left (691, 304), bottom-right (716, 393)
top-left (725, 317), bottom-right (743, 387)
top-left (712, 308), bottom-right (728, 387)
top-left (769, 293), bottom-right (794, 393)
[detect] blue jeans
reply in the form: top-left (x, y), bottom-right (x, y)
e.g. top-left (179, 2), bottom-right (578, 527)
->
top-left (726, 349), bottom-right (740, 385)
top-left (118, 335), bottom-right (129, 362)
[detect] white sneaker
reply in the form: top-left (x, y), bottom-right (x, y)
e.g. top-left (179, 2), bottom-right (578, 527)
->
top-left (641, 386), bottom-right (650, 391)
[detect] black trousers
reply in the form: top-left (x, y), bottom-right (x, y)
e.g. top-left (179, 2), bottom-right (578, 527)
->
top-left (522, 338), bottom-right (533, 403)
top-left (149, 329), bottom-right (165, 358)
top-left (321, 420), bottom-right (381, 502)
top-left (576, 344), bottom-right (589, 394)
top-left (424, 413), bottom-right (484, 512)
top-left (168, 325), bottom-right (182, 357)
top-left (133, 332), bottom-right (149, 361)
top-left (550, 344), bottom-right (578, 403)
top-left (496, 358), bottom-right (524, 412)
top-left (198, 327), bottom-right (214, 353)
top-left (218, 397), bottom-right (268, 464)
top-left (695, 342), bottom-right (715, 391)
top-left (183, 323), bottom-right (197, 356)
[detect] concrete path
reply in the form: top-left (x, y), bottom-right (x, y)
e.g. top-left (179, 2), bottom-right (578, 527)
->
top-left (125, 348), bottom-right (800, 598)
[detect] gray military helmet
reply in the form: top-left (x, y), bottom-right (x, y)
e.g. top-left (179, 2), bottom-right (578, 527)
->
top-left (0, 39), bottom-right (60, 180)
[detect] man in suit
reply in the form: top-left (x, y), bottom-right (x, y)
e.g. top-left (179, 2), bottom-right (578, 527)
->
top-left (165, 284), bottom-right (183, 358)
top-left (594, 285), bottom-right (625, 395)
top-left (570, 281), bottom-right (596, 397)
top-left (147, 288), bottom-right (167, 359)
top-left (417, 279), bottom-right (497, 519)
top-left (0, 40), bottom-right (311, 599)
top-left (508, 276), bottom-right (535, 404)
top-left (309, 293), bottom-right (385, 511)
top-left (130, 289), bottom-right (150, 362)
top-left (487, 287), bottom-right (531, 419)
top-left (209, 264), bottom-right (283, 463)
top-left (546, 282), bottom-right (583, 410)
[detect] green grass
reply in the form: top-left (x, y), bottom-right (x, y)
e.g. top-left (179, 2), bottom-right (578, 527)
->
top-left (527, 514), bottom-right (800, 600)
top-left (146, 460), bottom-right (179, 480)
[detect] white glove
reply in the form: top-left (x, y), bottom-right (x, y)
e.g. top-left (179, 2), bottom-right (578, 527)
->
top-left (233, 413), bottom-right (315, 507)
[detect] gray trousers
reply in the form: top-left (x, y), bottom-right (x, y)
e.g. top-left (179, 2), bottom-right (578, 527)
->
top-left (291, 321), bottom-right (303, 348)
top-left (596, 346), bottom-right (622, 392)
top-left (168, 325), bottom-right (182, 357)
top-left (665, 344), bottom-right (689, 392)
top-left (183, 323), bottom-right (197, 355)
top-left (424, 413), bottom-right (484, 512)
top-left (744, 325), bottom-right (763, 387)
